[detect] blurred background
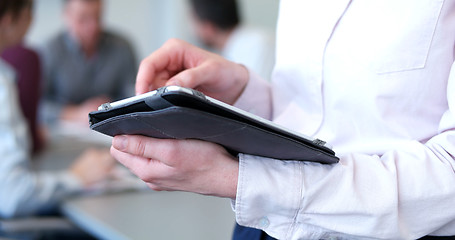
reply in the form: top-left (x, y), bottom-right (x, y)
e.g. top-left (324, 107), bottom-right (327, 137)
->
top-left (26, 0), bottom-right (279, 61)
top-left (0, 1), bottom-right (280, 239)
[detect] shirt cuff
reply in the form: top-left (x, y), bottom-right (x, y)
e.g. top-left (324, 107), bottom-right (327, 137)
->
top-left (234, 153), bottom-right (304, 239)
top-left (57, 170), bottom-right (83, 193)
top-left (234, 70), bottom-right (272, 120)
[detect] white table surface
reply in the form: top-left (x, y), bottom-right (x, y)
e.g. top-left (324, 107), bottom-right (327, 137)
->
top-left (62, 191), bottom-right (235, 240)
top-left (34, 125), bottom-right (236, 240)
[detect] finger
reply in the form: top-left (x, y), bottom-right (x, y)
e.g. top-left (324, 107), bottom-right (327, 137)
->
top-left (166, 62), bottom-right (213, 89)
top-left (112, 135), bottom-right (180, 161)
top-left (135, 39), bottom-right (186, 94)
top-left (110, 146), bottom-right (173, 182)
top-left (110, 145), bottom-right (152, 177)
top-left (135, 54), bottom-right (168, 95)
top-left (112, 135), bottom-right (150, 158)
top-left (146, 183), bottom-right (163, 191)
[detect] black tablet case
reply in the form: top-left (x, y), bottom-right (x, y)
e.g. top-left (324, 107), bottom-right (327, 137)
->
top-left (89, 88), bottom-right (339, 164)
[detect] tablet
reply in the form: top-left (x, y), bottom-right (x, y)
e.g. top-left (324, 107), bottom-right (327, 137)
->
top-left (89, 86), bottom-right (339, 164)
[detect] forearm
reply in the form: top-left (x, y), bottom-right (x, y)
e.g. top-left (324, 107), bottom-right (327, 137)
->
top-left (0, 163), bottom-right (81, 218)
top-left (235, 132), bottom-right (455, 239)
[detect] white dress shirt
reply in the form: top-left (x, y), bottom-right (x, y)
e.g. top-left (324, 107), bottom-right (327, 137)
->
top-left (0, 59), bottom-right (81, 218)
top-left (233, 0), bottom-right (455, 239)
top-left (222, 25), bottom-right (275, 81)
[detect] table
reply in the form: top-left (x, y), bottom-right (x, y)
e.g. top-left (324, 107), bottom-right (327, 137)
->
top-left (62, 191), bottom-right (235, 240)
top-left (34, 124), bottom-right (236, 240)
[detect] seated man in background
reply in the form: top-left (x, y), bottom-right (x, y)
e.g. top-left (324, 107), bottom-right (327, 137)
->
top-left (40, 0), bottom-right (137, 125)
top-left (0, 0), bottom-right (115, 218)
top-left (189, 0), bottom-right (275, 81)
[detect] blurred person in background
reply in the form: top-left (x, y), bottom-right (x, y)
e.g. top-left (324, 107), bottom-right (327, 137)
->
top-left (0, 0), bottom-right (115, 218)
top-left (40, 0), bottom-right (137, 126)
top-left (189, 0), bottom-right (275, 81)
top-left (2, 43), bottom-right (44, 154)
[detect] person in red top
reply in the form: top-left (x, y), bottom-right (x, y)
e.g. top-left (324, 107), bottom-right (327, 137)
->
top-left (2, 44), bottom-right (43, 154)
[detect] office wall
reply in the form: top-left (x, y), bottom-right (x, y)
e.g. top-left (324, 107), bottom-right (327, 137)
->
top-left (26, 0), bottom-right (279, 61)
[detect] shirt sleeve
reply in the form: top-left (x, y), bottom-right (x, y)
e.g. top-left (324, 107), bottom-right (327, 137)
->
top-left (0, 74), bottom-right (82, 218)
top-left (234, 69), bottom-right (273, 120)
top-left (233, 62), bottom-right (455, 239)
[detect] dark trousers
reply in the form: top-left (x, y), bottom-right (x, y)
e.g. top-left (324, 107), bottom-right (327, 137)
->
top-left (232, 223), bottom-right (277, 240)
top-left (232, 223), bottom-right (455, 240)
top-left (419, 237), bottom-right (455, 240)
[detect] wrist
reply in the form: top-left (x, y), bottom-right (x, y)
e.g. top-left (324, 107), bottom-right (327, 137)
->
top-left (196, 151), bottom-right (239, 199)
top-left (69, 166), bottom-right (88, 186)
top-left (65, 169), bottom-right (84, 189)
top-left (212, 153), bottom-right (239, 199)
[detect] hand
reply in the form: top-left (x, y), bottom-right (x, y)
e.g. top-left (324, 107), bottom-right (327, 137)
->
top-left (61, 96), bottom-right (110, 125)
top-left (136, 38), bottom-right (249, 104)
top-left (110, 135), bottom-right (239, 199)
top-left (70, 148), bottom-right (116, 186)
top-left (81, 96), bottom-right (111, 112)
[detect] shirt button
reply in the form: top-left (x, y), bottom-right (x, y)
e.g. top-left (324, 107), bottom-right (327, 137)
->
top-left (259, 217), bottom-right (270, 228)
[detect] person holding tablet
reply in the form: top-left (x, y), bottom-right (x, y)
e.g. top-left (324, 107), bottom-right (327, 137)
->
top-left (110, 1), bottom-right (455, 239)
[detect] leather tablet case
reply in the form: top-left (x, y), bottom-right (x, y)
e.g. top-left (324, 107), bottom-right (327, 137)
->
top-left (89, 88), bottom-right (339, 164)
